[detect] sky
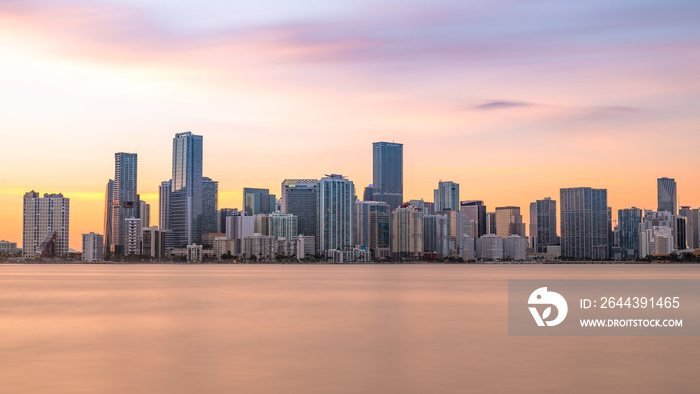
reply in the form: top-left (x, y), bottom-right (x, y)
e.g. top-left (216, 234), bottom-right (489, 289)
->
top-left (1, 0), bottom-right (699, 250)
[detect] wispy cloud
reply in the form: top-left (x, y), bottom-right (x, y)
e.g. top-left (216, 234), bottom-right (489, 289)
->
top-left (473, 100), bottom-right (534, 110)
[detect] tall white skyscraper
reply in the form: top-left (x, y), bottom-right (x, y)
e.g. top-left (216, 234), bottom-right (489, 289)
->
top-left (317, 174), bottom-right (355, 252)
top-left (22, 191), bottom-right (70, 258)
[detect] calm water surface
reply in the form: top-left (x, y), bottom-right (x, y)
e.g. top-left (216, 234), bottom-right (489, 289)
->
top-left (1, 264), bottom-right (698, 393)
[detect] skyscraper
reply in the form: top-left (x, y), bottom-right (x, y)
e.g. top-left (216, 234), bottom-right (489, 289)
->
top-left (560, 187), bottom-right (609, 260)
top-left (618, 207), bottom-right (642, 259)
top-left (495, 206), bottom-right (525, 239)
top-left (22, 191), bottom-right (70, 258)
top-left (139, 200), bottom-right (150, 228)
top-left (103, 179), bottom-right (114, 255)
top-left (159, 180), bottom-right (170, 231)
top-left (317, 174), bottom-right (355, 252)
top-left (355, 201), bottom-right (390, 259)
top-left (460, 200), bottom-right (487, 238)
top-left (529, 198), bottom-right (557, 253)
top-left (657, 177), bottom-right (677, 215)
top-left (170, 132), bottom-right (203, 246)
top-left (372, 142), bottom-right (403, 210)
top-left (111, 152), bottom-right (138, 255)
top-left (679, 207), bottom-right (699, 249)
top-left (243, 188), bottom-right (275, 215)
top-left (202, 177), bottom-right (219, 234)
top-left (391, 203), bottom-right (423, 259)
top-left (434, 181), bottom-right (459, 212)
top-left (281, 179), bottom-right (318, 237)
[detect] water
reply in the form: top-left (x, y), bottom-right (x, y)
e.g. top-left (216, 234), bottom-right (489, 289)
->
top-left (1, 264), bottom-right (698, 393)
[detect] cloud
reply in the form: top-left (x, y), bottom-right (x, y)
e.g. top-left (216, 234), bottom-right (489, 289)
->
top-left (473, 100), bottom-right (534, 110)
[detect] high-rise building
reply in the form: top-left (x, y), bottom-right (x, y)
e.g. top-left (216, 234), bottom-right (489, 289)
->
top-left (217, 208), bottom-right (240, 234)
top-left (372, 142), bottom-right (403, 210)
top-left (103, 179), bottom-right (114, 255)
top-left (503, 235), bottom-right (526, 260)
top-left (22, 191), bottom-right (70, 258)
top-left (434, 181), bottom-right (459, 212)
top-left (391, 204), bottom-right (423, 259)
top-left (317, 174), bottom-right (355, 252)
top-left (529, 198), bottom-right (557, 253)
top-left (438, 209), bottom-right (463, 257)
top-left (355, 201), bottom-right (390, 259)
top-left (460, 200), bottom-right (487, 238)
top-left (82, 232), bottom-right (104, 262)
top-left (170, 131), bottom-right (203, 246)
top-left (679, 207), bottom-right (699, 249)
top-left (111, 152), bottom-right (138, 255)
top-left (476, 234), bottom-right (504, 260)
top-left (423, 214), bottom-right (448, 258)
top-left (657, 177), bottom-right (677, 215)
top-left (125, 217), bottom-right (141, 255)
top-left (269, 212), bottom-right (299, 240)
top-left (363, 185), bottom-right (374, 202)
top-left (225, 212), bottom-right (255, 255)
top-left (142, 227), bottom-right (166, 258)
top-left (560, 187), bottom-right (609, 260)
top-left (618, 207), bottom-right (643, 259)
top-left (202, 177), bottom-right (219, 234)
top-left (243, 188), bottom-right (275, 215)
top-left (495, 206), bottom-right (526, 239)
top-left (487, 212), bottom-right (497, 235)
top-left (282, 179), bottom-right (318, 238)
top-left (639, 226), bottom-right (675, 258)
top-left (159, 180), bottom-right (171, 232)
top-left (139, 200), bottom-right (150, 228)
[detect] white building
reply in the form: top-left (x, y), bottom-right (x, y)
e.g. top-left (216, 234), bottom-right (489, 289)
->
top-left (22, 191), bottom-right (70, 258)
top-left (503, 235), bottom-right (527, 261)
top-left (125, 217), bottom-right (141, 255)
top-left (476, 234), bottom-right (504, 260)
top-left (82, 233), bottom-right (104, 262)
top-left (639, 226), bottom-right (675, 258)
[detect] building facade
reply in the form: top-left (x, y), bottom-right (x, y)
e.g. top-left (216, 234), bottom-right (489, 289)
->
top-left (317, 175), bottom-right (355, 252)
top-left (281, 179), bottom-right (318, 238)
top-left (82, 232), bottom-right (104, 262)
top-left (434, 181), bottom-right (459, 212)
top-left (355, 201), bottom-right (390, 259)
top-left (530, 198), bottom-right (558, 253)
top-left (202, 177), bottom-right (219, 235)
top-left (618, 207), bottom-right (643, 259)
top-left (22, 191), bottom-right (70, 258)
top-left (372, 142), bottom-right (403, 210)
top-left (560, 187), bottom-right (609, 260)
top-left (391, 204), bottom-right (423, 259)
top-left (657, 177), bottom-right (677, 215)
top-left (111, 152), bottom-right (138, 255)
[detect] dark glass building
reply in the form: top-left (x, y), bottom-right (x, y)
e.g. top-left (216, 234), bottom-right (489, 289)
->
top-left (243, 188), bottom-right (275, 216)
top-left (281, 179), bottom-right (318, 238)
top-left (372, 142), bottom-right (403, 211)
top-left (657, 177), bottom-right (677, 215)
top-left (202, 177), bottom-right (219, 235)
top-left (560, 187), bottom-right (609, 260)
top-left (530, 197), bottom-right (558, 254)
top-left (170, 132), bottom-right (203, 246)
top-left (112, 152), bottom-right (138, 255)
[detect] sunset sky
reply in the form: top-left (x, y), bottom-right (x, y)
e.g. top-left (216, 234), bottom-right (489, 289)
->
top-left (1, 0), bottom-right (699, 250)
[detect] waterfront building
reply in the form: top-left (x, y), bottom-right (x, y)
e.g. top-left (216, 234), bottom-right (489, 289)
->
top-left (423, 214), bottom-right (449, 258)
top-left (560, 187), bottom-right (609, 260)
top-left (103, 179), bottom-right (114, 255)
top-left (679, 207), bottom-right (699, 249)
top-left (281, 179), bottom-right (318, 238)
top-left (476, 234), bottom-right (504, 260)
top-left (529, 198), bottom-right (557, 253)
top-left (202, 177), bottom-right (219, 235)
top-left (317, 174), bottom-right (355, 252)
top-left (82, 232), bottom-right (104, 262)
top-left (111, 152), bottom-right (138, 255)
top-left (503, 235), bottom-right (527, 261)
top-left (461, 200), bottom-right (487, 238)
top-left (618, 207), bottom-right (643, 259)
top-left (434, 181), bottom-right (459, 212)
top-left (372, 142), bottom-right (403, 210)
top-left (142, 227), bottom-right (166, 258)
top-left (657, 177), bottom-right (677, 215)
top-left (269, 212), bottom-right (299, 240)
top-left (391, 204), bottom-right (423, 259)
top-left (355, 201), bottom-right (390, 259)
top-left (22, 191), bottom-right (70, 258)
top-left (170, 132), bottom-right (204, 246)
top-left (495, 206), bottom-right (526, 239)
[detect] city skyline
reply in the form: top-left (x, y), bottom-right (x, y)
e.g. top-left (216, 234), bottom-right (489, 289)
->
top-left (1, 1), bottom-right (699, 250)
